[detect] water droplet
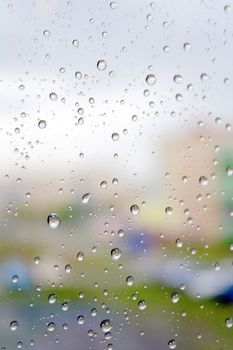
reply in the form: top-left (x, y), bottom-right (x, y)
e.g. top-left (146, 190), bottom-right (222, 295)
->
top-left (111, 248), bottom-right (122, 261)
top-left (91, 308), bottom-right (97, 316)
top-left (75, 71), bottom-right (82, 80)
top-left (100, 319), bottom-right (112, 332)
top-left (12, 275), bottom-right (19, 283)
top-left (72, 39), bottom-right (79, 47)
top-left (97, 59), bottom-right (107, 71)
top-left (100, 180), bottom-right (108, 189)
top-left (38, 120), bottom-right (47, 129)
top-left (77, 315), bottom-right (85, 325)
top-left (200, 73), bottom-right (208, 81)
top-left (171, 292), bottom-right (180, 303)
top-left (10, 321), bottom-right (18, 331)
top-left (226, 167), bottom-right (233, 176)
top-left (224, 5), bottom-right (231, 13)
top-left (47, 213), bottom-right (61, 229)
top-left (138, 300), bottom-right (147, 311)
top-left (82, 193), bottom-right (91, 204)
top-left (118, 229), bottom-right (125, 237)
top-left (175, 93), bottom-right (183, 102)
top-left (199, 176), bottom-right (208, 186)
top-left (43, 30), bottom-right (50, 38)
top-left (176, 238), bottom-right (183, 248)
top-left (48, 293), bottom-right (57, 304)
top-left (225, 317), bottom-right (233, 328)
top-left (165, 206), bottom-right (173, 215)
top-left (126, 276), bottom-right (134, 286)
top-left (47, 322), bottom-right (55, 332)
top-left (168, 339), bottom-right (176, 349)
top-left (49, 92), bottom-right (58, 101)
top-left (111, 133), bottom-right (119, 141)
top-left (173, 74), bottom-right (182, 84)
top-left (146, 74), bottom-right (156, 86)
top-left (61, 302), bottom-right (69, 311)
top-left (130, 204), bottom-right (140, 216)
top-left (183, 42), bottom-right (192, 52)
top-left (34, 256), bottom-right (40, 264)
top-left (77, 251), bottom-right (84, 261)
top-left (65, 264), bottom-right (72, 273)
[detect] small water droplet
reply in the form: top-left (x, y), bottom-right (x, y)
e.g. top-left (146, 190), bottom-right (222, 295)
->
top-left (48, 293), bottom-right (57, 304)
top-left (97, 59), bottom-right (107, 71)
top-left (72, 39), bottom-right (79, 47)
top-left (130, 204), bottom-right (140, 216)
top-left (43, 30), bottom-right (50, 38)
top-left (199, 176), bottom-right (208, 186)
top-left (183, 42), bottom-right (192, 52)
top-left (171, 292), bottom-right (180, 303)
top-left (146, 74), bottom-right (156, 86)
top-left (47, 213), bottom-right (61, 229)
top-left (10, 321), bottom-right (18, 331)
top-left (49, 92), bottom-right (58, 101)
top-left (225, 317), bottom-right (233, 328)
top-left (165, 206), bottom-right (173, 215)
top-left (226, 167), bottom-right (233, 176)
top-left (111, 133), bottom-right (119, 141)
top-left (82, 193), bottom-right (91, 204)
top-left (168, 339), bottom-right (176, 349)
top-left (47, 322), bottom-right (56, 332)
top-left (77, 315), bottom-right (85, 325)
top-left (173, 74), bottom-right (182, 84)
top-left (126, 276), bottom-right (134, 286)
top-left (111, 248), bottom-right (122, 261)
top-left (38, 120), bottom-right (47, 129)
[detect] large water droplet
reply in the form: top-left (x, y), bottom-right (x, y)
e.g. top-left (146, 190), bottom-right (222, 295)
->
top-left (138, 300), bottom-right (147, 310)
top-left (100, 319), bottom-right (112, 332)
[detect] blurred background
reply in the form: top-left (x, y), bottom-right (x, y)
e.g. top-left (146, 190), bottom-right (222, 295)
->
top-left (0, 0), bottom-right (233, 349)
